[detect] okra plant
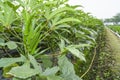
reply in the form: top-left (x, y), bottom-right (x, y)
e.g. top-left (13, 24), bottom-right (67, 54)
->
top-left (0, 0), bottom-right (103, 80)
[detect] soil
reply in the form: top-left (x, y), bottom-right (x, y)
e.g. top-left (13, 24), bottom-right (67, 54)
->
top-left (104, 27), bottom-right (120, 76)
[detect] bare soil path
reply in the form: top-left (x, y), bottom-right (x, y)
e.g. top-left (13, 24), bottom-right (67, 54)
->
top-left (105, 27), bottom-right (120, 76)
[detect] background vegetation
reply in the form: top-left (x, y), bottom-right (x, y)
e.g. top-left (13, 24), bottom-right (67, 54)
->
top-left (104, 13), bottom-right (120, 25)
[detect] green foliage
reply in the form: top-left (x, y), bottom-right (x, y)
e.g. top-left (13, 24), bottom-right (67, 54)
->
top-left (0, 55), bottom-right (26, 67)
top-left (0, 0), bottom-right (103, 80)
top-left (58, 55), bottom-right (82, 80)
top-left (6, 41), bottom-right (18, 50)
top-left (47, 75), bottom-right (64, 80)
top-left (0, 1), bottom-right (17, 28)
top-left (108, 25), bottom-right (120, 34)
top-left (0, 39), bottom-right (17, 50)
top-left (8, 62), bottom-right (39, 79)
top-left (3, 63), bottom-right (18, 78)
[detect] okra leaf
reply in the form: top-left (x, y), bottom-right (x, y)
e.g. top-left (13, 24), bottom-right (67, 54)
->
top-left (58, 55), bottom-right (82, 80)
top-left (41, 66), bottom-right (59, 76)
top-left (0, 55), bottom-right (26, 67)
top-left (6, 41), bottom-right (17, 50)
top-left (7, 62), bottom-right (38, 79)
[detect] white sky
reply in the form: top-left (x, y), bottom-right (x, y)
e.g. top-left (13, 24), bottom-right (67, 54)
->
top-left (68, 0), bottom-right (120, 19)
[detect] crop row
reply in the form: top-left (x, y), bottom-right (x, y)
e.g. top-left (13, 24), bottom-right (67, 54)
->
top-left (0, 0), bottom-right (103, 80)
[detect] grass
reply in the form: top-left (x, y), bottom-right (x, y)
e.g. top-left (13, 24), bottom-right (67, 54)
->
top-left (105, 27), bottom-right (120, 75)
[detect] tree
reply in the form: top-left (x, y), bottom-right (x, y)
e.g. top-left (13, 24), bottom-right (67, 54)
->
top-left (104, 13), bottom-right (120, 25)
top-left (113, 13), bottom-right (120, 24)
